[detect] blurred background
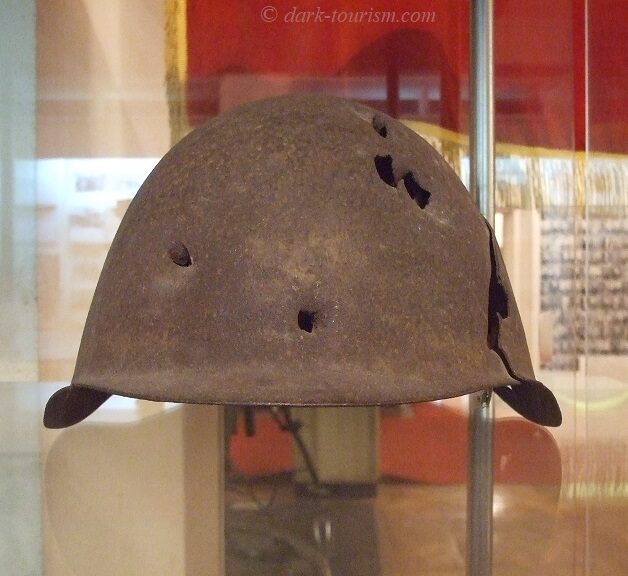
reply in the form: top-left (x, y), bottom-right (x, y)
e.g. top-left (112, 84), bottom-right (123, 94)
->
top-left (1, 1), bottom-right (626, 574)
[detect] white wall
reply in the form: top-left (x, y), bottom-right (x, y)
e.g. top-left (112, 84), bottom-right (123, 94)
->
top-left (37, 0), bottom-right (170, 158)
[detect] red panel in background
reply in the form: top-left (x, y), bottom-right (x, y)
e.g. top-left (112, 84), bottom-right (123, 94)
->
top-left (587, 0), bottom-right (628, 154)
top-left (184, 0), bottom-right (626, 153)
top-left (185, 0), bottom-right (468, 131)
top-left (187, 1), bottom-right (465, 77)
top-left (493, 0), bottom-right (576, 150)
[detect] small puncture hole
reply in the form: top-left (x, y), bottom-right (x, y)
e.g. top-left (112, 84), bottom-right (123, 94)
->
top-left (372, 115), bottom-right (388, 138)
top-left (402, 172), bottom-right (431, 209)
top-left (374, 155), bottom-right (396, 187)
top-left (298, 310), bottom-right (317, 333)
top-left (168, 241), bottom-right (192, 267)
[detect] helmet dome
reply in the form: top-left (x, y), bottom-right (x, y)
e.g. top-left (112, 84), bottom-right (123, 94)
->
top-left (44, 94), bottom-right (561, 428)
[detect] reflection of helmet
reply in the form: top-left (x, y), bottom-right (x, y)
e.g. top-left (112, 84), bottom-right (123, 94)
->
top-left (44, 94), bottom-right (561, 429)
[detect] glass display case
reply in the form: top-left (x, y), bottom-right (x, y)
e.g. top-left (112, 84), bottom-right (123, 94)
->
top-left (1, 1), bottom-right (625, 575)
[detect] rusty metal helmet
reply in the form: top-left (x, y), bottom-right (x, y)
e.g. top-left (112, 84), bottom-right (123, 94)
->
top-left (44, 94), bottom-right (561, 429)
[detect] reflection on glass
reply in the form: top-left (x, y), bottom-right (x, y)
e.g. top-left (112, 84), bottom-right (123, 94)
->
top-left (0, 0), bottom-right (623, 574)
top-left (37, 158), bottom-right (158, 383)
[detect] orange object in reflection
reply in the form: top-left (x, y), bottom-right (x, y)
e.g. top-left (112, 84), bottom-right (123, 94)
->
top-left (381, 404), bottom-right (561, 485)
top-left (229, 404), bottom-right (561, 485)
top-left (229, 411), bottom-right (294, 476)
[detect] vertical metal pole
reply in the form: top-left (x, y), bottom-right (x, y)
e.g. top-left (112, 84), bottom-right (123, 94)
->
top-left (467, 1), bottom-right (495, 576)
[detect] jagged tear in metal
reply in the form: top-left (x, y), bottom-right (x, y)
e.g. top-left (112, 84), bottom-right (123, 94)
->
top-left (44, 94), bottom-right (561, 429)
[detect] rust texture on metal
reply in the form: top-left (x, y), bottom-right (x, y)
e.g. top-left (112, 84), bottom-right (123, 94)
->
top-left (44, 94), bottom-right (561, 429)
